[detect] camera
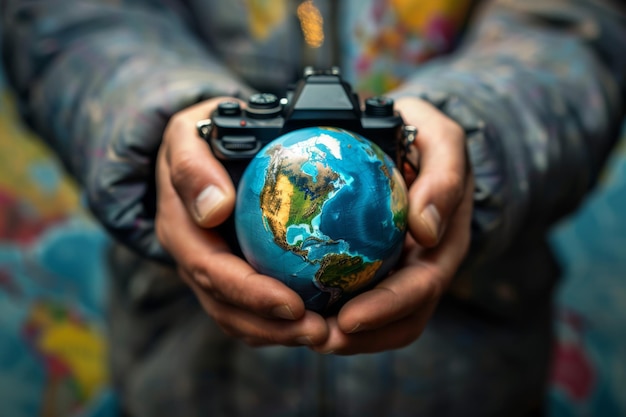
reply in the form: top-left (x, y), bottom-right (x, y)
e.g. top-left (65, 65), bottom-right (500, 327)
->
top-left (197, 67), bottom-right (417, 185)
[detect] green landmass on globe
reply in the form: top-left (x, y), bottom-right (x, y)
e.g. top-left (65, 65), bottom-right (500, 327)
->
top-left (236, 126), bottom-right (408, 313)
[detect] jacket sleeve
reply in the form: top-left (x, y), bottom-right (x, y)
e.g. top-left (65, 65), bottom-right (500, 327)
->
top-left (392, 0), bottom-right (626, 268)
top-left (1, 0), bottom-right (254, 262)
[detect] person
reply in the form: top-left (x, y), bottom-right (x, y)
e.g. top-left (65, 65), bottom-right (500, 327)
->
top-left (2, 0), bottom-right (625, 415)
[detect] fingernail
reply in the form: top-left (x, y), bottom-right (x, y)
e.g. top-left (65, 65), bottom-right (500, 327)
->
top-left (420, 204), bottom-right (441, 242)
top-left (194, 185), bottom-right (225, 222)
top-left (295, 336), bottom-right (313, 345)
top-left (271, 304), bottom-right (295, 320)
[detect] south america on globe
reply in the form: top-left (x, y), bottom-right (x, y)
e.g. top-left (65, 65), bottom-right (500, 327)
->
top-left (235, 127), bottom-right (408, 314)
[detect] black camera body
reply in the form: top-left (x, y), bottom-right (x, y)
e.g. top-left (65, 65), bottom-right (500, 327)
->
top-left (197, 67), bottom-right (414, 185)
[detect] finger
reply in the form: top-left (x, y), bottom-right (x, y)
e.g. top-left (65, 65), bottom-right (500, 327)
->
top-left (155, 146), bottom-right (306, 320)
top-left (395, 97), bottom-right (467, 247)
top-left (334, 259), bottom-right (442, 336)
top-left (162, 98), bottom-right (243, 228)
top-left (181, 270), bottom-right (329, 347)
top-left (310, 302), bottom-right (436, 355)
top-left (335, 174), bottom-right (474, 336)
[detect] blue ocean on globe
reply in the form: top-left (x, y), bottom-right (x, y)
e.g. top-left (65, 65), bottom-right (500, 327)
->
top-left (235, 127), bottom-right (408, 313)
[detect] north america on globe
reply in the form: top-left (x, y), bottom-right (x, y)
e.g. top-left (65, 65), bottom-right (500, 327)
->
top-left (235, 126), bottom-right (408, 313)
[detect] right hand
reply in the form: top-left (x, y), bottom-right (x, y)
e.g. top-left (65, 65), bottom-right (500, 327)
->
top-left (155, 98), bottom-right (329, 347)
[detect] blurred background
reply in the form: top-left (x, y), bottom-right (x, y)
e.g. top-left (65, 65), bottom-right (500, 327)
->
top-left (1, 31), bottom-right (625, 417)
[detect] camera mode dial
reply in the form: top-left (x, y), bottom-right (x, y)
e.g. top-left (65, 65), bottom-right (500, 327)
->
top-left (365, 97), bottom-right (395, 117)
top-left (246, 93), bottom-right (282, 119)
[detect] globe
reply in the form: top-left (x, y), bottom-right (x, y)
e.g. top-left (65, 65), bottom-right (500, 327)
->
top-left (235, 126), bottom-right (408, 314)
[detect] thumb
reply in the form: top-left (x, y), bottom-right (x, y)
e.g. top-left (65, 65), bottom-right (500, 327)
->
top-left (395, 97), bottom-right (467, 248)
top-left (162, 98), bottom-right (240, 228)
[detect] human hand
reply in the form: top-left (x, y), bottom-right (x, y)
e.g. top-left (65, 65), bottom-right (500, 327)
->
top-left (155, 98), bottom-right (329, 346)
top-left (310, 97), bottom-right (474, 354)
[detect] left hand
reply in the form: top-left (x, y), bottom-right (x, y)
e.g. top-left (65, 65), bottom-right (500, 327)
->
top-left (311, 97), bottom-right (474, 354)
top-left (155, 98), bottom-right (329, 347)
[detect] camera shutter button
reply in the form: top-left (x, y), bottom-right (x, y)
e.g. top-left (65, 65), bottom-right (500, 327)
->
top-left (365, 97), bottom-right (394, 117)
top-left (217, 101), bottom-right (242, 116)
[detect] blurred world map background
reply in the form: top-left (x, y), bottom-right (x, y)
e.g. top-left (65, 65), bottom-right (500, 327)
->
top-left (1, 36), bottom-right (625, 417)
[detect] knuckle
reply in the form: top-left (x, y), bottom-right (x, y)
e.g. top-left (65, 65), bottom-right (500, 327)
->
top-left (169, 152), bottom-right (200, 187)
top-left (442, 118), bottom-right (465, 142)
top-left (441, 172), bottom-right (465, 201)
top-left (190, 267), bottom-right (217, 294)
top-left (451, 172), bottom-right (466, 194)
top-left (166, 111), bottom-right (189, 134)
top-left (420, 263), bottom-right (448, 299)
